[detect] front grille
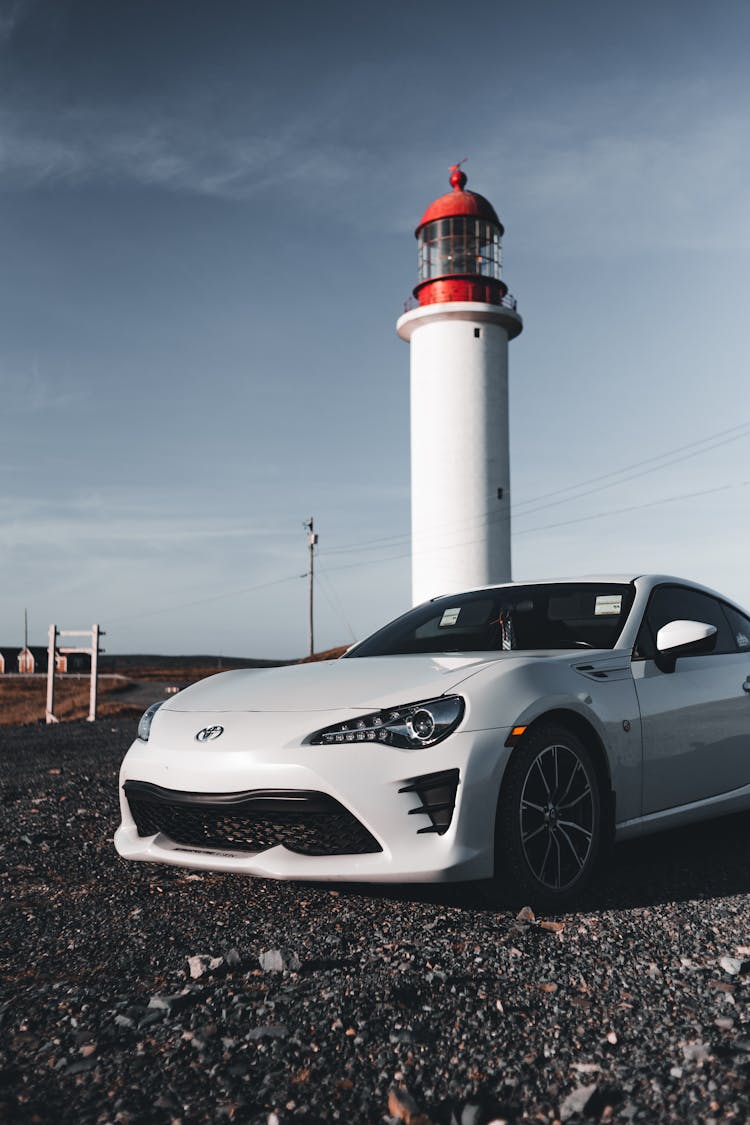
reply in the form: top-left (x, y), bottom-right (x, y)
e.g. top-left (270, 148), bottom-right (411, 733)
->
top-left (124, 780), bottom-right (381, 856)
top-left (399, 768), bottom-right (460, 835)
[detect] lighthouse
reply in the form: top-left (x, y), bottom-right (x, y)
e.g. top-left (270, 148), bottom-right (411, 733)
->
top-left (397, 165), bottom-right (523, 605)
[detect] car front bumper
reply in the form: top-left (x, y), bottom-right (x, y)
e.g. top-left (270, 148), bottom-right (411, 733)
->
top-left (114, 713), bottom-right (513, 883)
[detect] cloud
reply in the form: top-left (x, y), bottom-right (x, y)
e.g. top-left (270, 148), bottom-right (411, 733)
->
top-left (0, 361), bottom-right (83, 414)
top-left (0, 101), bottom-right (366, 207)
top-left (0, 489), bottom-right (303, 558)
top-left (1, 59), bottom-right (748, 257)
top-left (484, 77), bottom-right (750, 256)
top-left (0, 0), bottom-right (35, 44)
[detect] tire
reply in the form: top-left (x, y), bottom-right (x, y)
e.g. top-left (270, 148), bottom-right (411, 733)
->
top-left (492, 722), bottom-right (604, 912)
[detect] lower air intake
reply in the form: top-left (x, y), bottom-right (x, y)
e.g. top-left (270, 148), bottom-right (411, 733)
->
top-left (399, 768), bottom-right (460, 835)
top-left (124, 780), bottom-right (381, 856)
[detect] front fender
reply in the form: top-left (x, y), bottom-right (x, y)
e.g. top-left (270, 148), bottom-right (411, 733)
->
top-left (460, 657), bottom-right (642, 826)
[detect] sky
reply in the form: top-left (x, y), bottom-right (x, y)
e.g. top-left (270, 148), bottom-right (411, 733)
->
top-left (1, 0), bottom-right (750, 658)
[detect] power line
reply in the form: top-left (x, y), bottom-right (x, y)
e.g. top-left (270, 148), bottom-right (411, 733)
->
top-left (317, 417), bottom-right (750, 560)
top-left (513, 423), bottom-right (750, 519)
top-left (314, 566), bottom-right (358, 644)
top-left (107, 419), bottom-right (750, 630)
top-left (320, 479), bottom-right (750, 575)
top-left (515, 479), bottom-right (750, 536)
top-left (107, 572), bottom-right (305, 626)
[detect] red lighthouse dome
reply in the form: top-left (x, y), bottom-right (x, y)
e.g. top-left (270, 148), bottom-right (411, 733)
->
top-left (413, 164), bottom-right (509, 307)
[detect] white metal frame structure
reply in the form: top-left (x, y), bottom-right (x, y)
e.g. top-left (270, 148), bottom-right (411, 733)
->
top-left (46, 623), bottom-right (104, 724)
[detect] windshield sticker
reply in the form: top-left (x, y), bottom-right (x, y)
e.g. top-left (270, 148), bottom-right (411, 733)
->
top-left (737, 632), bottom-right (750, 649)
top-left (595, 594), bottom-right (622, 616)
top-left (439, 608), bottom-right (461, 627)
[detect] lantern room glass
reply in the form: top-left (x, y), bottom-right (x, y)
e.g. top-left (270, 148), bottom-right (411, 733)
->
top-left (418, 218), bottom-right (502, 283)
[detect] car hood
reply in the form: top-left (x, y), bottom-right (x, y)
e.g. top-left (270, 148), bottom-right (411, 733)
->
top-left (163, 653), bottom-right (518, 715)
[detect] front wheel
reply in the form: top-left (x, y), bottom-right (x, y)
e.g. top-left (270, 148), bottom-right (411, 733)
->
top-left (493, 723), bottom-right (604, 912)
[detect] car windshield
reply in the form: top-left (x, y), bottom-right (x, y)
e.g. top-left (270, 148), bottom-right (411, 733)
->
top-left (347, 582), bottom-right (636, 657)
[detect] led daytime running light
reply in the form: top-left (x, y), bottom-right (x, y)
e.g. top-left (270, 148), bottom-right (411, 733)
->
top-left (311, 695), bottom-right (464, 750)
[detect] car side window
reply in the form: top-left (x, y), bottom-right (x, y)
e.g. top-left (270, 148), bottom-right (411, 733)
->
top-left (635, 586), bottom-right (737, 660)
top-left (722, 604), bottom-right (750, 652)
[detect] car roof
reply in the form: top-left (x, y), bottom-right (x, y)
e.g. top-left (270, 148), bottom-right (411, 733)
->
top-left (428, 575), bottom-right (639, 601)
top-left (431, 574), bottom-right (735, 596)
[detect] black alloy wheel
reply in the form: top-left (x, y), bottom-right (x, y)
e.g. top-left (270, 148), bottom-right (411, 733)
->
top-left (494, 722), bottom-right (603, 911)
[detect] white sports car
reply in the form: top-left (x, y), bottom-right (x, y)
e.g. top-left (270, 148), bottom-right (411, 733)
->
top-left (114, 575), bottom-right (750, 909)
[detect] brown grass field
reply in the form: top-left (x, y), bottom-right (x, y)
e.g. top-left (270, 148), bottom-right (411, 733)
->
top-left (0, 676), bottom-right (142, 726)
top-left (0, 665), bottom-right (236, 727)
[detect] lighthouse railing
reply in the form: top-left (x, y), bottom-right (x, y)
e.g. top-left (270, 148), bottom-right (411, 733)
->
top-left (402, 291), bottom-right (518, 314)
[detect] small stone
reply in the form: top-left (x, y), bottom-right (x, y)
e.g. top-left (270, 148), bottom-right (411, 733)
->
top-left (682, 1041), bottom-right (711, 1065)
top-left (720, 956), bottom-right (743, 976)
top-left (560, 1083), bottom-right (597, 1121)
top-left (64, 1057), bottom-right (97, 1075)
top-left (516, 906), bottom-right (535, 923)
top-left (187, 954), bottom-right (224, 979)
top-left (148, 990), bottom-right (195, 1013)
top-left (147, 994), bottom-right (172, 1011)
top-left (388, 1086), bottom-right (420, 1121)
top-left (246, 1024), bottom-right (288, 1040)
top-left (259, 948), bottom-right (301, 973)
top-left (139, 1010), bottom-right (165, 1027)
top-left (187, 956), bottom-right (208, 979)
top-left (114, 1015), bottom-right (134, 1029)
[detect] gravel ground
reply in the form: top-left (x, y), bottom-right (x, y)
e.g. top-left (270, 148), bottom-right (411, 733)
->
top-left (3, 721), bottom-right (750, 1123)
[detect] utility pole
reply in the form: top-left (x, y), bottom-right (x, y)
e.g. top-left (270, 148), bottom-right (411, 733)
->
top-left (305, 517), bottom-right (318, 657)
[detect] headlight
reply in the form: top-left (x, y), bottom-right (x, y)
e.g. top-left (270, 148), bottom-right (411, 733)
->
top-left (137, 701), bottom-right (164, 742)
top-left (309, 695), bottom-right (464, 749)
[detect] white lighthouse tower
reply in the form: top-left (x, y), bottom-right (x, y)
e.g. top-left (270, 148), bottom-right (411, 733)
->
top-left (397, 165), bottom-right (523, 605)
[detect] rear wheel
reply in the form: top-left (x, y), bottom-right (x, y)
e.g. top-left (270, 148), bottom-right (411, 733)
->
top-left (493, 722), bottom-right (604, 912)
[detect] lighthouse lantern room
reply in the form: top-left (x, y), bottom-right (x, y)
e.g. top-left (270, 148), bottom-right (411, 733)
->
top-left (397, 165), bottom-right (523, 605)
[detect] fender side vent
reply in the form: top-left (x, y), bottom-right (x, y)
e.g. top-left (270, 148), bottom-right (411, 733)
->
top-left (576, 664), bottom-right (613, 680)
top-left (398, 768), bottom-right (460, 835)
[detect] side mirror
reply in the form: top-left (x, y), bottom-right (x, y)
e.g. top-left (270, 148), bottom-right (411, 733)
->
top-left (655, 619), bottom-right (717, 672)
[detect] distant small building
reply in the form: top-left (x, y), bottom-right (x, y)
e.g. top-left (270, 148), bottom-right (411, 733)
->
top-left (0, 646), bottom-right (89, 674)
top-left (18, 646), bottom-right (48, 674)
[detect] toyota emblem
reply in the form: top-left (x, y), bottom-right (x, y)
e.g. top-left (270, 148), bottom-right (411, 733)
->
top-left (195, 725), bottom-right (224, 742)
